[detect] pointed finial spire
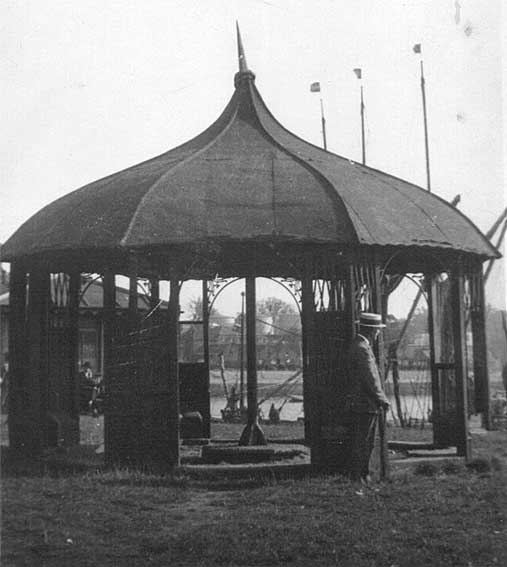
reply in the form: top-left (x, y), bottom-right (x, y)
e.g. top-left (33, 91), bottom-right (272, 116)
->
top-left (234, 22), bottom-right (255, 88)
top-left (236, 22), bottom-right (249, 72)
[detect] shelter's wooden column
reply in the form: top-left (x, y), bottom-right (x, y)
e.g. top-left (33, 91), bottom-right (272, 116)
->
top-left (426, 274), bottom-right (442, 445)
top-left (301, 259), bottom-right (315, 447)
top-left (102, 269), bottom-right (115, 464)
top-left (373, 260), bottom-right (389, 479)
top-left (202, 280), bottom-right (211, 438)
top-left (149, 278), bottom-right (160, 311)
top-left (67, 269), bottom-right (81, 444)
top-left (7, 262), bottom-right (27, 451)
top-left (345, 265), bottom-right (356, 341)
top-left (239, 277), bottom-right (266, 445)
top-left (451, 263), bottom-right (471, 458)
top-left (128, 257), bottom-right (139, 327)
top-left (372, 263), bottom-right (386, 375)
top-left (124, 255), bottom-right (139, 464)
top-left (26, 264), bottom-right (50, 454)
top-left (167, 277), bottom-right (181, 467)
top-left (470, 263), bottom-right (490, 429)
top-left (428, 271), bottom-right (463, 449)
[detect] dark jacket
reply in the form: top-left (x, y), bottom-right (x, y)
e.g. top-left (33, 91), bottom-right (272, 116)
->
top-left (348, 334), bottom-right (389, 414)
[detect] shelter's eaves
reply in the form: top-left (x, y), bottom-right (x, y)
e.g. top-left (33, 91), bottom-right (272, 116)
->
top-left (2, 32), bottom-right (499, 263)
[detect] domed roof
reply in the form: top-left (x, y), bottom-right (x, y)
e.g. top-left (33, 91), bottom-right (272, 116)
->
top-left (2, 29), bottom-right (498, 263)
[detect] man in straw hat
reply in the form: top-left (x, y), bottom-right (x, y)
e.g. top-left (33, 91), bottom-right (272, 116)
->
top-left (348, 312), bottom-right (390, 482)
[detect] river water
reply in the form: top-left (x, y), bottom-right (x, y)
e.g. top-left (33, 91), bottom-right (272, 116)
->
top-left (210, 368), bottom-right (435, 422)
top-left (210, 368), bottom-right (434, 422)
top-left (210, 393), bottom-right (432, 423)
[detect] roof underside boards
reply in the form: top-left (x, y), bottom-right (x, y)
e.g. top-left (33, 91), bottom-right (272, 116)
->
top-left (2, 69), bottom-right (499, 262)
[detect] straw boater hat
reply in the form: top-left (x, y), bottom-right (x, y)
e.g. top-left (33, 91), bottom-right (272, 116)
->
top-left (356, 312), bottom-right (386, 328)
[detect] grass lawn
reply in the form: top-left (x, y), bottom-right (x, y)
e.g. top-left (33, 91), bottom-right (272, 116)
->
top-left (2, 428), bottom-right (507, 566)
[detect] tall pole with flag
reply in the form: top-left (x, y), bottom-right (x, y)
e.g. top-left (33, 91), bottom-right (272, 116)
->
top-left (414, 44), bottom-right (431, 192)
top-left (353, 68), bottom-right (366, 165)
top-left (310, 82), bottom-right (327, 150)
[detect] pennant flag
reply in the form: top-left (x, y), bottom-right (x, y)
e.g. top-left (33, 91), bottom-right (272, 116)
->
top-left (310, 82), bottom-right (321, 92)
top-left (413, 43), bottom-right (421, 54)
top-left (353, 68), bottom-right (362, 79)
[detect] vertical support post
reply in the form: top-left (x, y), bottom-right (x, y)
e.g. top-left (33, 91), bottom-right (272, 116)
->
top-left (372, 264), bottom-right (386, 379)
top-left (239, 291), bottom-right (245, 412)
top-left (391, 350), bottom-right (405, 428)
top-left (427, 274), bottom-right (443, 446)
top-left (26, 264), bottom-right (50, 453)
top-left (167, 277), bottom-right (181, 467)
top-left (202, 280), bottom-right (211, 438)
top-left (149, 278), bottom-right (160, 311)
top-left (470, 264), bottom-right (490, 428)
top-left (345, 264), bottom-right (356, 340)
top-left (102, 269), bottom-right (115, 464)
top-left (301, 255), bottom-right (315, 448)
top-left (373, 261), bottom-right (388, 479)
top-left (127, 255), bottom-right (139, 461)
top-left (245, 277), bottom-right (258, 423)
top-left (7, 262), bottom-right (27, 451)
top-left (68, 269), bottom-right (81, 444)
top-left (128, 255), bottom-right (138, 329)
top-left (451, 262), bottom-right (471, 458)
top-left (239, 276), bottom-right (266, 445)
top-left (40, 271), bottom-right (50, 445)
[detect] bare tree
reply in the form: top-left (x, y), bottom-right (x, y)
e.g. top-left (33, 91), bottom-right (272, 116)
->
top-left (186, 296), bottom-right (220, 320)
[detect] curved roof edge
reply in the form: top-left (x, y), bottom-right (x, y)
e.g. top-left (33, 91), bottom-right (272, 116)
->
top-left (1, 38), bottom-right (500, 263)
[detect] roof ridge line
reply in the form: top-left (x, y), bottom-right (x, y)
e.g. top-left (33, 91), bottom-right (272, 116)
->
top-left (247, 82), bottom-right (373, 243)
top-left (364, 172), bottom-right (451, 242)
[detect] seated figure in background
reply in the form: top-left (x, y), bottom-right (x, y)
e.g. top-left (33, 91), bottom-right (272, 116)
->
top-left (79, 361), bottom-right (100, 416)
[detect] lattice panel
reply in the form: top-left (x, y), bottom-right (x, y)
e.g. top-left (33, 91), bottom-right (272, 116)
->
top-left (51, 273), bottom-right (70, 308)
top-left (467, 269), bottom-right (482, 312)
top-left (353, 262), bottom-right (377, 313)
top-left (309, 253), bottom-right (347, 312)
top-left (312, 278), bottom-right (347, 312)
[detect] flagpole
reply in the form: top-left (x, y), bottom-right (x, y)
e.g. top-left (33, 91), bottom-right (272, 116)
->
top-left (310, 82), bottom-right (327, 151)
top-left (353, 68), bottom-right (365, 165)
top-left (415, 47), bottom-right (431, 192)
top-left (320, 97), bottom-right (327, 150)
top-left (360, 85), bottom-right (366, 165)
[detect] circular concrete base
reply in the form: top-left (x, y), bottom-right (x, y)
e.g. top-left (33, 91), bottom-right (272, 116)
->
top-left (201, 444), bottom-right (275, 464)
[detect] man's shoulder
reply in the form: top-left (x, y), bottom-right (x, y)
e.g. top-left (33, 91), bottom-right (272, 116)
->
top-left (349, 335), bottom-right (371, 358)
top-left (351, 335), bottom-right (369, 349)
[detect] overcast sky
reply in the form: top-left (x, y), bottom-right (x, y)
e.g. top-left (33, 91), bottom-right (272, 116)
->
top-left (1, 0), bottom-right (505, 315)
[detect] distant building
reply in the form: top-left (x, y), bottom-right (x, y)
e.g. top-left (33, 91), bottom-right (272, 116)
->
top-left (0, 275), bottom-right (154, 376)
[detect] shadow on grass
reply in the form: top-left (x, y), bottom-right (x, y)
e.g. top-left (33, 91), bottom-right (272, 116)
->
top-left (1, 445), bottom-right (104, 478)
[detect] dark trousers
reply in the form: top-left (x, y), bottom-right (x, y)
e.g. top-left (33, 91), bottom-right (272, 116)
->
top-left (350, 413), bottom-right (378, 480)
